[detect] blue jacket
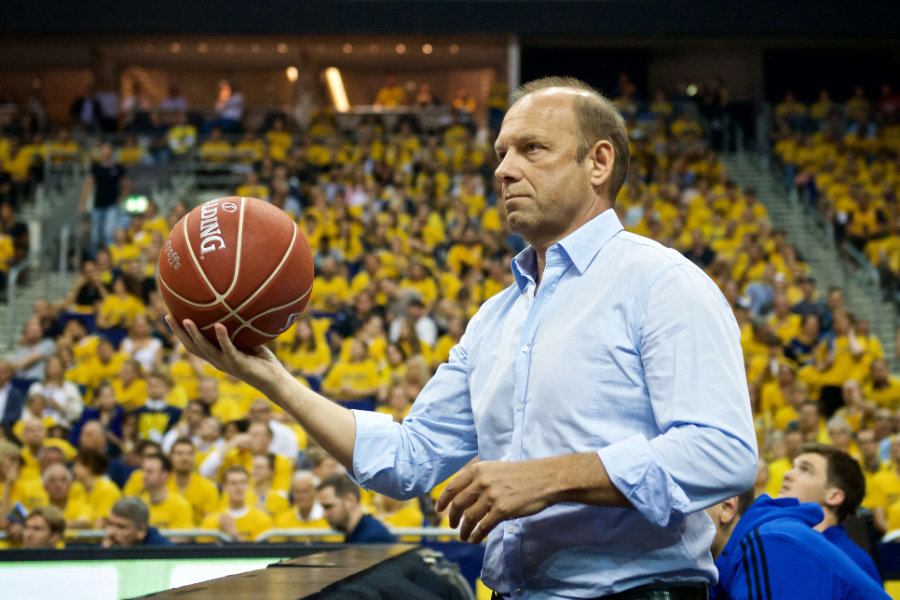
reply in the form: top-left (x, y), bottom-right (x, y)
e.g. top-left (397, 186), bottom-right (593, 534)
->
top-left (0, 385), bottom-right (25, 428)
top-left (823, 524), bottom-right (881, 584)
top-left (712, 495), bottom-right (888, 600)
top-left (142, 526), bottom-right (173, 546)
top-left (346, 514), bottom-right (397, 544)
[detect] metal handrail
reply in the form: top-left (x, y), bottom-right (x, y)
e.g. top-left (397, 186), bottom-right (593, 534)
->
top-left (255, 527), bottom-right (460, 542)
top-left (0, 528), bottom-right (233, 544)
top-left (5, 259), bottom-right (31, 350)
top-left (0, 526), bottom-right (459, 544)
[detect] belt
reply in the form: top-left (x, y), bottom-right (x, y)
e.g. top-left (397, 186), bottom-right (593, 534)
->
top-left (491, 581), bottom-right (709, 600)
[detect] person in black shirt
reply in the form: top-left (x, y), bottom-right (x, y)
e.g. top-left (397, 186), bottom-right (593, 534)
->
top-left (79, 142), bottom-right (130, 258)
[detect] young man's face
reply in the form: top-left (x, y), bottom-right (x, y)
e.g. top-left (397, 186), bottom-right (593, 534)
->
top-left (778, 452), bottom-right (830, 505)
top-left (318, 487), bottom-right (350, 533)
top-left (23, 515), bottom-right (58, 548)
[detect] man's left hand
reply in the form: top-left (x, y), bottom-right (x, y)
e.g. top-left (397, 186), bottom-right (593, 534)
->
top-left (435, 460), bottom-right (555, 544)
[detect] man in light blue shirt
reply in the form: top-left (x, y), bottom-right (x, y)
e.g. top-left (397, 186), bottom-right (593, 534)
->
top-left (169, 76), bottom-right (757, 599)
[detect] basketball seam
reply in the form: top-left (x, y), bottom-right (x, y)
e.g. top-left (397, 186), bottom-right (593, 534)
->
top-left (179, 198), bottom-right (245, 306)
top-left (202, 223), bottom-right (303, 342)
top-left (221, 282), bottom-right (313, 339)
top-left (166, 197), bottom-right (311, 345)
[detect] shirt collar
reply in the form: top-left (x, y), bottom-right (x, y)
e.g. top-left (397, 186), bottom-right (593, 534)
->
top-left (511, 209), bottom-right (623, 291)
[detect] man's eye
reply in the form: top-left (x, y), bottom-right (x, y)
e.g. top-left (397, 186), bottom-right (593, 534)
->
top-left (526, 143), bottom-right (542, 152)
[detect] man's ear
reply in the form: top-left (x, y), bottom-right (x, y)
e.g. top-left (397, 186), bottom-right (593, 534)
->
top-left (588, 140), bottom-right (615, 189)
top-left (823, 486), bottom-right (845, 513)
top-left (719, 496), bottom-right (741, 526)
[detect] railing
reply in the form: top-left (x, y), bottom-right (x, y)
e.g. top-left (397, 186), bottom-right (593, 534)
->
top-left (0, 526), bottom-right (460, 544)
top-left (255, 527), bottom-right (460, 543)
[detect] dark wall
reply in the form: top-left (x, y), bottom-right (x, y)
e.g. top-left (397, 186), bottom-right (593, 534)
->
top-left (2, 0), bottom-right (899, 37)
top-left (520, 48), bottom-right (652, 99)
top-left (764, 49), bottom-right (900, 102)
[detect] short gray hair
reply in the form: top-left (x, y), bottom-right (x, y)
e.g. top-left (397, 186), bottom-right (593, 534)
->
top-left (111, 497), bottom-right (149, 528)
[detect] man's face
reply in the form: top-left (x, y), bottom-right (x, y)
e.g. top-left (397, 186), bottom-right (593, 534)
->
top-left (223, 473), bottom-right (248, 505)
top-left (251, 456), bottom-right (272, 484)
top-left (247, 424), bottom-right (271, 453)
top-left (494, 89), bottom-right (600, 248)
top-left (779, 452), bottom-right (830, 505)
top-left (248, 402), bottom-right (270, 423)
top-left (318, 487), bottom-right (350, 533)
top-left (43, 467), bottom-right (70, 502)
top-left (23, 420), bottom-right (45, 447)
top-left (105, 513), bottom-right (145, 547)
top-left (890, 439), bottom-right (900, 464)
top-left (799, 405), bottom-right (819, 430)
top-left (291, 478), bottom-right (316, 512)
top-left (142, 458), bottom-right (167, 492)
top-left (170, 444), bottom-right (195, 473)
top-left (184, 402), bottom-right (205, 426)
top-left (858, 431), bottom-right (878, 462)
top-left (79, 424), bottom-right (105, 451)
top-left (872, 360), bottom-right (889, 383)
top-left (23, 515), bottom-right (57, 549)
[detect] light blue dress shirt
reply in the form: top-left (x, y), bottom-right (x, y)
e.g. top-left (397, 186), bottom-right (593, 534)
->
top-left (352, 209), bottom-right (758, 598)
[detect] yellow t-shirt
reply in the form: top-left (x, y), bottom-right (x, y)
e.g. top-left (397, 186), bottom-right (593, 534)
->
top-left (98, 294), bottom-right (146, 329)
top-left (141, 492), bottom-right (195, 529)
top-left (219, 449), bottom-right (293, 492)
top-left (200, 508), bottom-right (273, 542)
top-left (309, 276), bottom-right (351, 311)
top-left (218, 379), bottom-right (259, 415)
top-left (322, 360), bottom-right (380, 399)
top-left (865, 377), bottom-right (900, 410)
top-left (169, 473), bottom-right (221, 524)
top-left (867, 469), bottom-right (900, 512)
top-left (113, 378), bottom-right (148, 412)
top-left (0, 478), bottom-right (49, 512)
top-left (109, 242), bottom-right (140, 269)
top-left (766, 458), bottom-right (791, 497)
top-left (73, 477), bottom-right (122, 524)
top-left (62, 495), bottom-right (94, 525)
top-left (272, 505), bottom-right (338, 542)
top-left (278, 341), bottom-right (332, 377)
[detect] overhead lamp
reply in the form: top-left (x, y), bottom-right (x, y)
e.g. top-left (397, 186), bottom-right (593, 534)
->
top-left (324, 67), bottom-right (350, 113)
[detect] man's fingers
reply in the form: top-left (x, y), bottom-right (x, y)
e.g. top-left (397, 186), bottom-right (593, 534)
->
top-left (468, 509), bottom-right (502, 545)
top-left (435, 459), bottom-right (478, 512)
top-left (458, 497), bottom-right (491, 542)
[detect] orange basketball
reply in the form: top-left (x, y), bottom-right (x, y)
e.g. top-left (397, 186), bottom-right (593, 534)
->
top-left (157, 196), bottom-right (314, 350)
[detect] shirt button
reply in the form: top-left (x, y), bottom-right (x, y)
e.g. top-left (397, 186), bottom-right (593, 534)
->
top-left (521, 344), bottom-right (530, 352)
top-left (516, 403), bottom-right (523, 411)
top-left (515, 589), bottom-right (522, 596)
top-left (508, 524), bottom-right (515, 533)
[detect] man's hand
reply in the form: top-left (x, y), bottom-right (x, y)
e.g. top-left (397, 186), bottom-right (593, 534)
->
top-left (218, 513), bottom-right (239, 538)
top-left (166, 317), bottom-right (285, 400)
top-left (435, 453), bottom-right (630, 545)
top-left (435, 460), bottom-right (556, 544)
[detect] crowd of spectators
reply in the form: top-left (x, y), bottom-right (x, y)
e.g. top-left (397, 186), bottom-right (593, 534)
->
top-left (0, 77), bottom-right (897, 570)
top-left (771, 84), bottom-right (900, 303)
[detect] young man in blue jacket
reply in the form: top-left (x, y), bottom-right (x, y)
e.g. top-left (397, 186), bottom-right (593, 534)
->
top-left (706, 490), bottom-right (888, 599)
top-left (778, 442), bottom-right (880, 583)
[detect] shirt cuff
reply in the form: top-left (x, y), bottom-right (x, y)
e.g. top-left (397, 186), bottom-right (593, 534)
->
top-left (597, 433), bottom-right (691, 528)
top-left (349, 409), bottom-right (397, 487)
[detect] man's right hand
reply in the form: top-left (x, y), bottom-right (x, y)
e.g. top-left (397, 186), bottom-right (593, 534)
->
top-left (165, 317), bottom-right (288, 401)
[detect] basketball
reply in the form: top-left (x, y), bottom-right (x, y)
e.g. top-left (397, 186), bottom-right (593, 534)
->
top-left (157, 196), bottom-right (314, 350)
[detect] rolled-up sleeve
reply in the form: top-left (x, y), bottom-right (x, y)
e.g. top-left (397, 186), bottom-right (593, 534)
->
top-left (599, 263), bottom-right (758, 527)
top-left (351, 339), bottom-right (479, 499)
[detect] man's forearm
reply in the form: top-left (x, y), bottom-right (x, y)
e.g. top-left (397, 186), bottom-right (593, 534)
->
top-left (264, 369), bottom-right (357, 469)
top-left (535, 452), bottom-right (632, 509)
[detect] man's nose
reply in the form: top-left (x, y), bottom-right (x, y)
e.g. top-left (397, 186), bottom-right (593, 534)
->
top-left (494, 154), bottom-right (518, 182)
